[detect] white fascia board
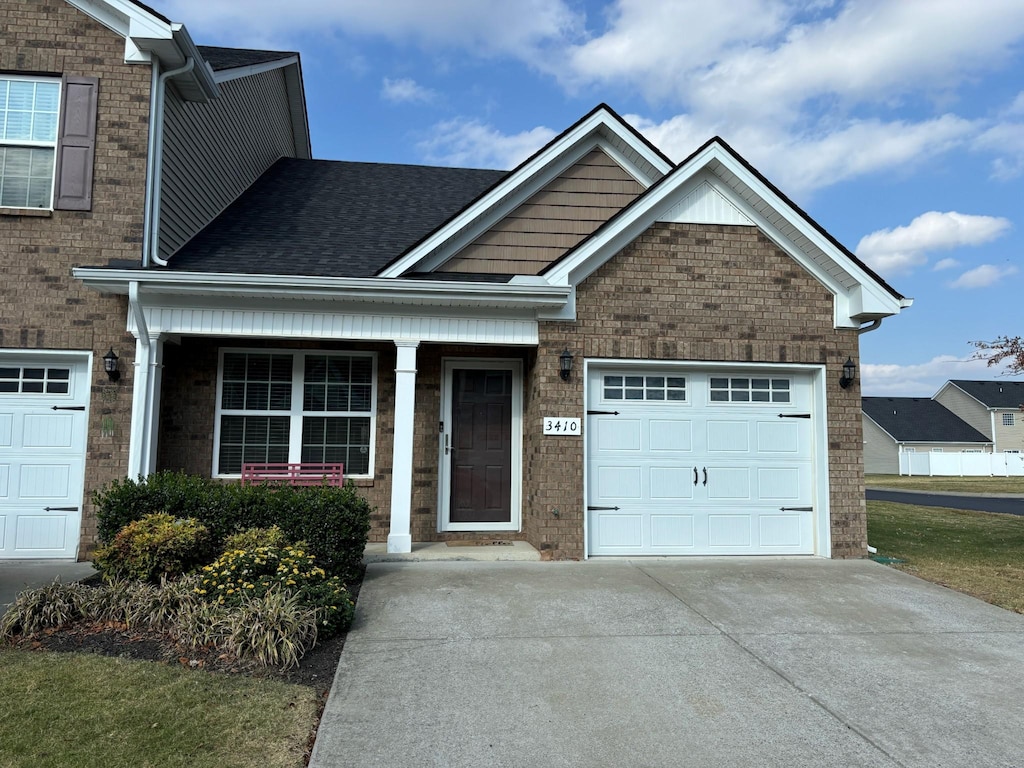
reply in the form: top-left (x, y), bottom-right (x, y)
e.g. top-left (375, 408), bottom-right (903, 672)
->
top-left (72, 268), bottom-right (571, 310)
top-left (377, 107), bottom-right (672, 279)
top-left (68, 0), bottom-right (171, 62)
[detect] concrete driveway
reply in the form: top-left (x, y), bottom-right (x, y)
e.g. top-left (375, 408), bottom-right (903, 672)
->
top-left (311, 559), bottom-right (1024, 768)
top-left (0, 560), bottom-right (96, 610)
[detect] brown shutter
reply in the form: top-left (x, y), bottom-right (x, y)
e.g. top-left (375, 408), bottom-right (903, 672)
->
top-left (54, 75), bottom-right (99, 211)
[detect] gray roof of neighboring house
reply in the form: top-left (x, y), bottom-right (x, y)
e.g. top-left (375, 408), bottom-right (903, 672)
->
top-left (947, 380), bottom-right (1024, 409)
top-left (167, 158), bottom-right (508, 277)
top-left (862, 397), bottom-right (991, 443)
top-left (197, 46), bottom-right (299, 71)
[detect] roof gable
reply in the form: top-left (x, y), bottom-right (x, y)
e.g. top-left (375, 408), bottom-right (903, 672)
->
top-left (376, 104), bottom-right (673, 279)
top-left (946, 380), bottom-right (1024, 409)
top-left (543, 136), bottom-right (909, 328)
top-left (862, 398), bottom-right (991, 443)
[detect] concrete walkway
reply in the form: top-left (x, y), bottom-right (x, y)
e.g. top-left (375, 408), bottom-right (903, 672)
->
top-left (311, 559), bottom-right (1024, 768)
top-left (0, 560), bottom-right (96, 610)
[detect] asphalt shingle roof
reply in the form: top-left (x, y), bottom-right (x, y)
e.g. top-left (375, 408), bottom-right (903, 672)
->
top-left (197, 46), bottom-right (298, 71)
top-left (947, 380), bottom-right (1024, 409)
top-left (862, 397), bottom-right (990, 443)
top-left (167, 158), bottom-right (507, 277)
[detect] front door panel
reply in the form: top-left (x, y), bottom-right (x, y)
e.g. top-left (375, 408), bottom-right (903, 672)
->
top-left (449, 369), bottom-right (513, 524)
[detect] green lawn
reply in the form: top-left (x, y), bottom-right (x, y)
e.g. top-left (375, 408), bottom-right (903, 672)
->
top-left (867, 500), bottom-right (1024, 614)
top-left (0, 650), bottom-right (318, 768)
top-left (866, 474), bottom-right (1024, 494)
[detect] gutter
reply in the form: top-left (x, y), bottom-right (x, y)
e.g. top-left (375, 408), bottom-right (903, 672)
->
top-left (143, 56), bottom-right (195, 268)
top-left (72, 268), bottom-right (573, 308)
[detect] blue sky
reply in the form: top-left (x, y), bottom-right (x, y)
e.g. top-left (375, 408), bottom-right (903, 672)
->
top-left (163, 0), bottom-right (1024, 395)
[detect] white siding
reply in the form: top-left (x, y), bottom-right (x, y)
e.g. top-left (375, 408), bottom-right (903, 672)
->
top-left (933, 386), bottom-right (992, 438)
top-left (159, 68), bottom-right (297, 259)
top-left (862, 416), bottom-right (898, 474)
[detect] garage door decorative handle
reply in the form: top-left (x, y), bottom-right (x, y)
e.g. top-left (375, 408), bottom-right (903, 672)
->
top-left (587, 410), bottom-right (620, 416)
top-left (693, 467), bottom-right (698, 486)
top-left (587, 505), bottom-right (621, 511)
top-left (702, 468), bottom-right (708, 486)
top-left (44, 506), bottom-right (80, 512)
top-left (51, 405), bottom-right (85, 411)
top-left (779, 506), bottom-right (813, 512)
top-left (777, 413), bottom-right (811, 419)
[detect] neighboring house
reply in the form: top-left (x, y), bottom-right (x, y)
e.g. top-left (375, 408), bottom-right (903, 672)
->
top-left (8, 2), bottom-right (912, 563)
top-left (934, 380), bottom-right (1024, 454)
top-left (0, 0), bottom-right (308, 559)
top-left (862, 397), bottom-right (991, 474)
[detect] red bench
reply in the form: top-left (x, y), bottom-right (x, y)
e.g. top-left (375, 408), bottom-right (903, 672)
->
top-left (240, 462), bottom-right (345, 487)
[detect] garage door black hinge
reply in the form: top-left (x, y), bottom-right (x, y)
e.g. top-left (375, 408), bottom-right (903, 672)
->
top-left (51, 405), bottom-right (85, 411)
top-left (779, 506), bottom-right (813, 512)
top-left (587, 505), bottom-right (621, 511)
top-left (44, 506), bottom-right (80, 512)
top-left (778, 413), bottom-right (811, 419)
top-left (587, 410), bottom-right (620, 416)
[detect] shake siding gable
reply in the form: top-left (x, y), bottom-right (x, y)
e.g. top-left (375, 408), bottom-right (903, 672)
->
top-left (159, 67), bottom-right (298, 259)
top-left (438, 148), bottom-right (645, 275)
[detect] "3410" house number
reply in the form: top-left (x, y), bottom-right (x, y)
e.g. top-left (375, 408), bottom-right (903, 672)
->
top-left (543, 417), bottom-right (581, 435)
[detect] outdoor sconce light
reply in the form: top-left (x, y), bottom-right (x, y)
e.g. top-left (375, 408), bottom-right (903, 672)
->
top-left (559, 348), bottom-right (574, 382)
top-left (839, 357), bottom-right (856, 389)
top-left (103, 347), bottom-right (120, 382)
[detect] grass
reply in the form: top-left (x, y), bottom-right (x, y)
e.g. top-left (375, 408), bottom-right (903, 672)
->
top-left (0, 650), bottom-right (319, 768)
top-left (866, 474), bottom-right (1024, 494)
top-left (867, 500), bottom-right (1024, 614)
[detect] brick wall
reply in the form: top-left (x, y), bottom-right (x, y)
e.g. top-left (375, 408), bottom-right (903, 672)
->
top-left (0, 0), bottom-right (152, 557)
top-left (523, 222), bottom-right (865, 559)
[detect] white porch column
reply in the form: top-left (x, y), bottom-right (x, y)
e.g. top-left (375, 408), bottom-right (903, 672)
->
top-left (388, 340), bottom-right (419, 553)
top-left (127, 334), bottom-right (150, 479)
top-left (142, 334), bottom-right (165, 476)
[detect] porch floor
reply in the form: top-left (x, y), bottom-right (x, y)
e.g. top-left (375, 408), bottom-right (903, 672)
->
top-left (363, 541), bottom-right (541, 563)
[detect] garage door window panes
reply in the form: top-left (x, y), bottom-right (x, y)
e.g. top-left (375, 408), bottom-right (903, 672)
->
top-left (0, 365), bottom-right (70, 394)
top-left (710, 377), bottom-right (790, 403)
top-left (604, 375), bottom-right (686, 401)
top-left (217, 351), bottom-right (376, 476)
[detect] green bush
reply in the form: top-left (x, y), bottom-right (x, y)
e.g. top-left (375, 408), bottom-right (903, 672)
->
top-left (223, 525), bottom-right (292, 552)
top-left (0, 580), bottom-right (90, 638)
top-left (93, 513), bottom-right (213, 583)
top-left (196, 545), bottom-right (354, 638)
top-left (93, 473), bottom-right (371, 581)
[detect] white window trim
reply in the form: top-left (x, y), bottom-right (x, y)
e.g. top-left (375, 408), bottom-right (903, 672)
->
top-left (600, 372), bottom-right (689, 405)
top-left (0, 74), bottom-right (61, 211)
top-left (212, 348), bottom-right (378, 479)
top-left (708, 374), bottom-right (792, 405)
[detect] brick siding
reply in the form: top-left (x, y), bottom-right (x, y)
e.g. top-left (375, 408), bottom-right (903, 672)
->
top-left (1, 0), bottom-right (152, 558)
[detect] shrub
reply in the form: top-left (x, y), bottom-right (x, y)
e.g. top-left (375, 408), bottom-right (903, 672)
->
top-left (93, 472), bottom-right (372, 582)
top-left (93, 513), bottom-right (213, 583)
top-left (223, 525), bottom-right (292, 552)
top-left (225, 589), bottom-right (319, 669)
top-left (0, 580), bottom-right (90, 638)
top-left (197, 545), bottom-right (355, 638)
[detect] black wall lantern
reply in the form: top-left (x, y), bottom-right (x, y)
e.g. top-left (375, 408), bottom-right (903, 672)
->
top-left (559, 348), bottom-right (574, 382)
top-left (839, 357), bottom-right (856, 389)
top-left (103, 347), bottom-right (120, 382)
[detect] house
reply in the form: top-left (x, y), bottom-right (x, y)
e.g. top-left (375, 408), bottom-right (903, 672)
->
top-left (934, 380), bottom-right (1024, 454)
top-left (0, 0), bottom-right (308, 559)
top-left (862, 397), bottom-right (991, 474)
top-left (6, 1), bottom-right (911, 563)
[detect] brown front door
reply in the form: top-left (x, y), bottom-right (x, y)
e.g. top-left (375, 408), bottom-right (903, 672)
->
top-left (449, 368), bottom-right (513, 524)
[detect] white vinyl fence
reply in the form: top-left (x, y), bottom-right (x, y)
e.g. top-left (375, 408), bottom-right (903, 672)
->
top-left (899, 451), bottom-right (1024, 477)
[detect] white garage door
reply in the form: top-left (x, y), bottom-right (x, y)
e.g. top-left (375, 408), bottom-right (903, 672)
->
top-left (587, 368), bottom-right (818, 556)
top-left (0, 355), bottom-right (89, 559)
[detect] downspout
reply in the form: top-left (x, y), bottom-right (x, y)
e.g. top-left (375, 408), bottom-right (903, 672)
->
top-left (143, 57), bottom-right (195, 268)
top-left (856, 319), bottom-right (882, 335)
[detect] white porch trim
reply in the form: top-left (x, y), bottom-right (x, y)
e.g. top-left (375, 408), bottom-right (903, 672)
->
top-left (388, 341), bottom-right (419, 554)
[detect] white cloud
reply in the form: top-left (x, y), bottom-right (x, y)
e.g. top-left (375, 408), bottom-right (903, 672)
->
top-left (418, 118), bottom-right (556, 169)
top-left (933, 258), bottom-right (960, 271)
top-left (163, 0), bottom-right (582, 55)
top-left (949, 264), bottom-right (1019, 289)
top-left (381, 77), bottom-right (436, 104)
top-left (855, 211), bottom-right (1012, 277)
top-left (974, 121), bottom-right (1024, 180)
top-left (861, 354), bottom-right (1014, 396)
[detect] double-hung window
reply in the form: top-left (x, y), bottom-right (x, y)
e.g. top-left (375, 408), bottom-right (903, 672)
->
top-left (0, 76), bottom-right (60, 209)
top-left (215, 350), bottom-right (376, 477)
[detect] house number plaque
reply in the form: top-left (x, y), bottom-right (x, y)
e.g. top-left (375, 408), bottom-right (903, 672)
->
top-left (543, 417), bottom-right (581, 435)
